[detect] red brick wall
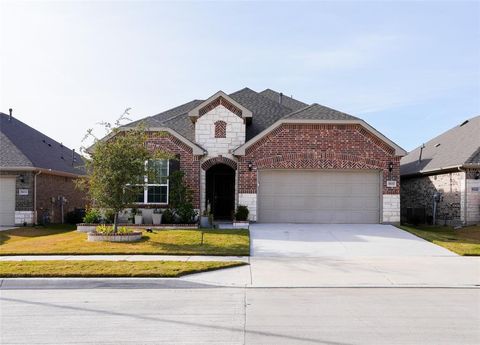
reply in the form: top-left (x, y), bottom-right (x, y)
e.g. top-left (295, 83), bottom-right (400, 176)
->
top-left (145, 132), bottom-right (201, 208)
top-left (239, 123), bottom-right (401, 194)
top-left (36, 174), bottom-right (87, 223)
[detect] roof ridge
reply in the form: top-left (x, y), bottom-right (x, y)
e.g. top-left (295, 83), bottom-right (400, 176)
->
top-left (282, 103), bottom-right (317, 119)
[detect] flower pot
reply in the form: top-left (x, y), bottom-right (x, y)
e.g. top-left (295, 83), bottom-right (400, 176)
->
top-left (152, 213), bottom-right (162, 225)
top-left (134, 215), bottom-right (143, 225)
top-left (200, 216), bottom-right (210, 228)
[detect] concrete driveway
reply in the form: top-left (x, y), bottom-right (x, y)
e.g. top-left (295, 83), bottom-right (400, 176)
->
top-left (250, 223), bottom-right (457, 257)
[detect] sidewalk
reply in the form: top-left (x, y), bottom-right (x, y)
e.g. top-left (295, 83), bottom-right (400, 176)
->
top-left (0, 255), bottom-right (249, 262)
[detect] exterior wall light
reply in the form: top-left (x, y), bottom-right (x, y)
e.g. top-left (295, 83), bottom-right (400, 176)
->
top-left (388, 162), bottom-right (394, 172)
top-left (248, 161), bottom-right (253, 171)
top-left (475, 171), bottom-right (480, 180)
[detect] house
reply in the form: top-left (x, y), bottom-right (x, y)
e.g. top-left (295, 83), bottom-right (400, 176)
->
top-left (400, 116), bottom-right (480, 226)
top-left (117, 88), bottom-right (406, 224)
top-left (0, 110), bottom-right (86, 226)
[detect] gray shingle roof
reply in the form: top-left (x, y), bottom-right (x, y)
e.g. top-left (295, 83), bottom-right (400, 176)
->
top-left (260, 89), bottom-right (308, 111)
top-left (229, 88), bottom-right (294, 140)
top-left (400, 115), bottom-right (480, 176)
top-left (0, 113), bottom-right (85, 175)
top-left (124, 87), bottom-right (367, 145)
top-left (284, 103), bottom-right (360, 121)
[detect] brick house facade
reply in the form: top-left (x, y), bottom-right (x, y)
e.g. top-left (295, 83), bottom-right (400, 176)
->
top-left (121, 88), bottom-right (405, 224)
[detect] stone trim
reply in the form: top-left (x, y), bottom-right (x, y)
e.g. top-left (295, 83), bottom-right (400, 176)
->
top-left (201, 156), bottom-right (237, 171)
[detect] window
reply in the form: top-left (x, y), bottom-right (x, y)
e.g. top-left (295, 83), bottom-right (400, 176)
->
top-left (134, 160), bottom-right (169, 204)
top-left (214, 120), bottom-right (227, 138)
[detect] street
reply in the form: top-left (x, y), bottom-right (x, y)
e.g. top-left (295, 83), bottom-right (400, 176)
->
top-left (1, 284), bottom-right (479, 345)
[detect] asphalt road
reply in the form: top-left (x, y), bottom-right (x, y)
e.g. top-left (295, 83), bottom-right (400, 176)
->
top-left (1, 285), bottom-right (479, 345)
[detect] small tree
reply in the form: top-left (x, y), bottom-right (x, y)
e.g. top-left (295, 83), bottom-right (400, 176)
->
top-left (78, 109), bottom-right (170, 232)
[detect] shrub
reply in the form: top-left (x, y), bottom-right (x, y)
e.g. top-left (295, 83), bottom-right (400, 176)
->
top-left (162, 208), bottom-right (175, 224)
top-left (95, 225), bottom-right (133, 235)
top-left (83, 209), bottom-right (101, 224)
top-left (234, 205), bottom-right (249, 221)
top-left (168, 171), bottom-right (197, 224)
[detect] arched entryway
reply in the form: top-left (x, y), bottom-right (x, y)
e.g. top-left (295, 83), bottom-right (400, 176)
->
top-left (206, 164), bottom-right (235, 220)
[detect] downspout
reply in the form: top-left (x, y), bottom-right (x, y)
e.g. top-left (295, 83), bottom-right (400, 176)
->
top-left (457, 166), bottom-right (467, 226)
top-left (33, 171), bottom-right (42, 225)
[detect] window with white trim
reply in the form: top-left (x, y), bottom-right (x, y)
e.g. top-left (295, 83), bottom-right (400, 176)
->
top-left (134, 160), bottom-right (169, 204)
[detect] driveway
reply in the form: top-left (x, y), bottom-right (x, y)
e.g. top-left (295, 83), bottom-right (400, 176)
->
top-left (250, 223), bottom-right (457, 257)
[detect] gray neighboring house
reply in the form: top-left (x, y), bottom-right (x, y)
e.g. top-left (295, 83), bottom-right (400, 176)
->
top-left (400, 115), bottom-right (480, 226)
top-left (0, 110), bottom-right (86, 226)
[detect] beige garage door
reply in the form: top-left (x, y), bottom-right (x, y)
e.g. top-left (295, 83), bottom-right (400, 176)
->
top-left (258, 170), bottom-right (381, 223)
top-left (0, 177), bottom-right (16, 226)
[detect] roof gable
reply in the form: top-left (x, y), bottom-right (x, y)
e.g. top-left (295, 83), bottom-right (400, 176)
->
top-left (187, 91), bottom-right (252, 122)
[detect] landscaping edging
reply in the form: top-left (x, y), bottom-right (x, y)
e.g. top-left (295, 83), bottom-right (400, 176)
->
top-left (77, 223), bottom-right (198, 231)
top-left (76, 224), bottom-right (97, 232)
top-left (87, 232), bottom-right (143, 242)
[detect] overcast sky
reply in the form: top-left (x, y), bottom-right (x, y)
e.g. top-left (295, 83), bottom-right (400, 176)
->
top-left (1, 0), bottom-right (479, 153)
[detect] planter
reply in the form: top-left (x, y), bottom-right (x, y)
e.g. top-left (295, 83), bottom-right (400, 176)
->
top-left (76, 224), bottom-right (98, 232)
top-left (87, 231), bottom-right (142, 242)
top-left (199, 216), bottom-right (210, 228)
top-left (152, 213), bottom-right (162, 225)
top-left (134, 215), bottom-right (143, 225)
top-left (233, 221), bottom-right (249, 228)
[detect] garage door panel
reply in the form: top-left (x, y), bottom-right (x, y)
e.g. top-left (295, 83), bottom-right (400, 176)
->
top-left (0, 177), bottom-right (16, 226)
top-left (258, 170), bottom-right (380, 224)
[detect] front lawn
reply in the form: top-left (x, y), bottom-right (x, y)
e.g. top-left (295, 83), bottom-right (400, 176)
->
top-left (0, 260), bottom-right (245, 277)
top-left (0, 225), bottom-right (250, 256)
top-left (399, 224), bottom-right (480, 256)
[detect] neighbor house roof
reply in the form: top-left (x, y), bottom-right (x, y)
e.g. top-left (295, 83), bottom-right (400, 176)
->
top-left (0, 112), bottom-right (85, 176)
top-left (400, 115), bottom-right (480, 176)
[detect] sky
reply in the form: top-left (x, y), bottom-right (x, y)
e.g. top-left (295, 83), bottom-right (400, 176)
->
top-left (1, 0), bottom-right (479, 153)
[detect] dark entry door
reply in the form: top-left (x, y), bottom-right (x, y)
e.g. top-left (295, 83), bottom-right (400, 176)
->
top-left (206, 164), bottom-right (235, 220)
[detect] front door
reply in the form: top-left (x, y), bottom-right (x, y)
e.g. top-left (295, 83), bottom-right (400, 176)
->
top-left (206, 164), bottom-right (235, 220)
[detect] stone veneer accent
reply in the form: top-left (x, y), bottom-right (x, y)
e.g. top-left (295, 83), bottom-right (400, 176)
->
top-left (195, 105), bottom-right (245, 157)
top-left (15, 211), bottom-right (35, 225)
top-left (466, 179), bottom-right (480, 225)
top-left (401, 171), bottom-right (463, 225)
top-left (238, 193), bottom-right (257, 221)
top-left (382, 194), bottom-right (400, 223)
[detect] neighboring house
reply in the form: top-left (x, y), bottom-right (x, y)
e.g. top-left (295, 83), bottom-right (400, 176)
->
top-left (117, 88), bottom-right (405, 224)
top-left (0, 110), bottom-right (86, 226)
top-left (400, 116), bottom-right (480, 226)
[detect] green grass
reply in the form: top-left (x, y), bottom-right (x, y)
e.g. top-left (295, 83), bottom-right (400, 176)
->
top-left (0, 225), bottom-right (250, 256)
top-left (0, 260), bottom-right (246, 277)
top-left (399, 224), bottom-right (480, 256)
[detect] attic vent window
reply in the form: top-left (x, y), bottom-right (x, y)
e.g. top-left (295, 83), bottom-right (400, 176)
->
top-left (460, 120), bottom-right (469, 127)
top-left (214, 121), bottom-right (227, 138)
top-left (435, 143), bottom-right (441, 147)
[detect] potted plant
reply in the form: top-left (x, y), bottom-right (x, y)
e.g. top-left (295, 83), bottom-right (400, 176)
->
top-left (200, 203), bottom-right (212, 228)
top-left (152, 208), bottom-right (162, 225)
top-left (233, 205), bottom-right (249, 228)
top-left (134, 209), bottom-right (143, 225)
